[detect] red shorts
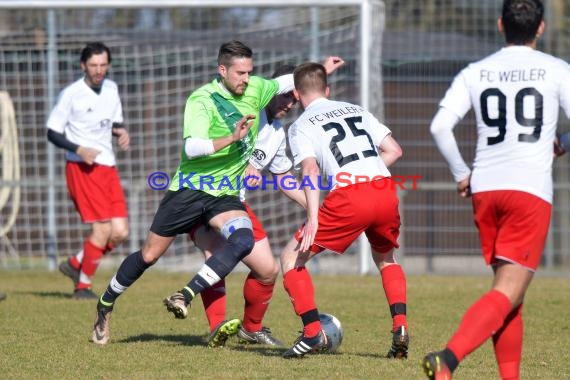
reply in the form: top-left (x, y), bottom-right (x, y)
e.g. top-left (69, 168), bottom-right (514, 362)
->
top-left (472, 190), bottom-right (551, 271)
top-left (188, 201), bottom-right (267, 242)
top-left (65, 162), bottom-right (128, 223)
top-left (244, 202), bottom-right (267, 242)
top-left (295, 179), bottom-right (400, 254)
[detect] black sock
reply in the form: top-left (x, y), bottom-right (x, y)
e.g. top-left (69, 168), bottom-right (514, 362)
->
top-left (442, 348), bottom-right (459, 372)
top-left (184, 256), bottom-right (232, 301)
top-left (100, 250), bottom-right (152, 305)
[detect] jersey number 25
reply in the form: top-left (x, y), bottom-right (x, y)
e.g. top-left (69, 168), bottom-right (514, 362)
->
top-left (322, 116), bottom-right (378, 167)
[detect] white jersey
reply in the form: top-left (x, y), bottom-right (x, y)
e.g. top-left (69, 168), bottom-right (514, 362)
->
top-left (46, 77), bottom-right (123, 167)
top-left (440, 46), bottom-right (570, 203)
top-left (250, 110), bottom-right (292, 174)
top-left (289, 97), bottom-right (391, 189)
top-left (240, 109), bottom-right (293, 201)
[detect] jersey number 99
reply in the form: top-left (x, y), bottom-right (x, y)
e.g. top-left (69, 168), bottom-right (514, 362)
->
top-left (480, 87), bottom-right (543, 145)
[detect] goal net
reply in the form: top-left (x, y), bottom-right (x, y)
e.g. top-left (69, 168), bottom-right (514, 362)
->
top-left (0, 1), bottom-right (384, 272)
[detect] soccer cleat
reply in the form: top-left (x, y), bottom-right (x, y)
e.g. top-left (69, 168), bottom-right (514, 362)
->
top-left (73, 288), bottom-right (98, 300)
top-left (422, 351), bottom-right (453, 380)
top-left (386, 325), bottom-right (409, 359)
top-left (59, 259), bottom-right (80, 285)
top-left (238, 326), bottom-right (284, 346)
top-left (282, 330), bottom-right (328, 359)
top-left (163, 292), bottom-right (189, 319)
top-left (91, 301), bottom-right (113, 345)
top-left (208, 319), bottom-right (242, 348)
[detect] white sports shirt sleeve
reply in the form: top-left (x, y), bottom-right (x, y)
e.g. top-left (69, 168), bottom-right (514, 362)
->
top-left (430, 107), bottom-right (472, 182)
top-left (46, 77), bottom-right (123, 166)
top-left (239, 109), bottom-right (293, 201)
top-left (438, 46), bottom-right (570, 203)
top-left (289, 98), bottom-right (391, 189)
top-left (249, 110), bottom-right (292, 174)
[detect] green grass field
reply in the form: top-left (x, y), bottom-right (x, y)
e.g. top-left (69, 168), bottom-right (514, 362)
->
top-left (0, 270), bottom-right (568, 379)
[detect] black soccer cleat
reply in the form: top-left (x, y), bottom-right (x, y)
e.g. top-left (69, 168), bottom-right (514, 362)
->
top-left (386, 325), bottom-right (409, 359)
top-left (73, 288), bottom-right (98, 300)
top-left (283, 330), bottom-right (328, 359)
top-left (421, 351), bottom-right (453, 380)
top-left (59, 259), bottom-right (80, 285)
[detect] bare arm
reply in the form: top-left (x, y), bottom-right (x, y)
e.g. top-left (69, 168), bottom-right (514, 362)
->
top-left (379, 134), bottom-right (403, 168)
top-left (275, 171), bottom-right (307, 209)
top-left (299, 157), bottom-right (321, 252)
top-left (212, 114), bottom-right (256, 151)
top-left (112, 125), bottom-right (130, 151)
top-left (185, 114), bottom-right (256, 159)
top-left (322, 56), bottom-right (345, 75)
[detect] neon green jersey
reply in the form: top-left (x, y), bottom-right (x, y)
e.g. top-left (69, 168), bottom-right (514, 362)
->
top-left (169, 76), bottom-right (279, 196)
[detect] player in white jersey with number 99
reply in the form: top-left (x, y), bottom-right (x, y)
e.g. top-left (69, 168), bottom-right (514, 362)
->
top-left (423, 1), bottom-right (570, 379)
top-left (280, 62), bottom-right (409, 359)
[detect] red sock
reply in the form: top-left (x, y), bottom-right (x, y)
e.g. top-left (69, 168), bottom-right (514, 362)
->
top-left (105, 242), bottom-right (115, 254)
top-left (283, 267), bottom-right (321, 337)
top-left (200, 279), bottom-right (226, 332)
top-left (242, 272), bottom-right (275, 333)
top-left (69, 255), bottom-right (81, 269)
top-left (493, 304), bottom-right (523, 380)
top-left (447, 289), bottom-right (512, 362)
top-left (69, 248), bottom-right (83, 269)
top-left (76, 240), bottom-right (105, 290)
top-left (380, 264), bottom-right (407, 330)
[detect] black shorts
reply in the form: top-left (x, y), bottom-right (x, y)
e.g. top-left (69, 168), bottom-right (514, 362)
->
top-left (150, 189), bottom-right (246, 237)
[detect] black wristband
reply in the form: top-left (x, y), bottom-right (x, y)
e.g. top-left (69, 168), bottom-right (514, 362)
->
top-left (112, 123), bottom-right (126, 137)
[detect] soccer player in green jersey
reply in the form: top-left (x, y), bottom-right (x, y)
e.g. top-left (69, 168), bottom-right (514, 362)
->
top-left (91, 40), bottom-right (343, 345)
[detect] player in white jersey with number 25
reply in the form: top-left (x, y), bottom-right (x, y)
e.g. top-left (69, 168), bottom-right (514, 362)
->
top-left (280, 62), bottom-right (409, 359)
top-left (423, 1), bottom-right (570, 379)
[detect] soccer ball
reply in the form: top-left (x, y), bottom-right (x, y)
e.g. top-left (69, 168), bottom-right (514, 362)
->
top-left (319, 312), bottom-right (343, 353)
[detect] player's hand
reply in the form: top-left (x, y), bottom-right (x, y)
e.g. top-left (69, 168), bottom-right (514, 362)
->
top-left (113, 128), bottom-right (130, 151)
top-left (322, 56), bottom-right (345, 75)
top-left (554, 134), bottom-right (566, 158)
top-left (299, 217), bottom-right (318, 253)
top-left (457, 175), bottom-right (471, 198)
top-left (233, 114), bottom-right (256, 142)
top-left (76, 146), bottom-right (101, 165)
top-left (244, 164), bottom-right (261, 188)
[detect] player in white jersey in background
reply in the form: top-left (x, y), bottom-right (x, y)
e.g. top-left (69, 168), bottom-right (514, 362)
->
top-left (47, 42), bottom-right (130, 300)
top-left (422, 1), bottom-right (570, 379)
top-left (280, 62), bottom-right (408, 359)
top-left (192, 64), bottom-right (307, 348)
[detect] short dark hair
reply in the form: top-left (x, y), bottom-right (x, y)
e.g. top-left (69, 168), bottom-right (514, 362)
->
top-left (293, 62), bottom-right (327, 94)
top-left (502, 0), bottom-right (543, 45)
top-left (217, 40), bottom-right (253, 67)
top-left (80, 42), bottom-right (111, 64)
top-left (271, 64), bottom-right (296, 79)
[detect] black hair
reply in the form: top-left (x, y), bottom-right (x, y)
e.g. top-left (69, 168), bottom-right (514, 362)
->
top-left (80, 42), bottom-right (111, 64)
top-left (217, 40), bottom-right (253, 67)
top-left (271, 64), bottom-right (296, 79)
top-left (502, 0), bottom-right (543, 45)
